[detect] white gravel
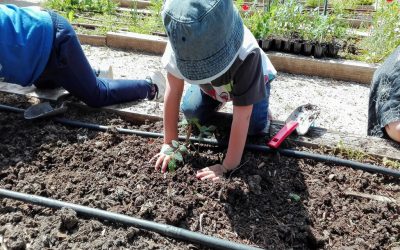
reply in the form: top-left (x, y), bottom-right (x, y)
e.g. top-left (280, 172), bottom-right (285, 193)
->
top-left (83, 45), bottom-right (371, 136)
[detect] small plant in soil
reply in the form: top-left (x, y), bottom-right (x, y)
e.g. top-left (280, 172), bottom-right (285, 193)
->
top-left (163, 140), bottom-right (188, 172)
top-left (179, 118), bottom-right (216, 143)
top-left (335, 140), bottom-right (368, 161)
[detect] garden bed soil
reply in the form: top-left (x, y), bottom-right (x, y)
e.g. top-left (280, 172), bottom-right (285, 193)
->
top-left (0, 93), bottom-right (400, 249)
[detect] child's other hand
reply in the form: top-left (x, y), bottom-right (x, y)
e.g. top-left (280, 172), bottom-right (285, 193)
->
top-left (150, 144), bottom-right (173, 173)
top-left (196, 164), bottom-right (227, 181)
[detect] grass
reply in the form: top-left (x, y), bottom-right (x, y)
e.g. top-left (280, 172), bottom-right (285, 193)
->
top-left (334, 140), bottom-right (369, 161)
top-left (383, 158), bottom-right (400, 169)
top-left (45, 0), bottom-right (164, 36)
top-left (333, 140), bottom-right (400, 170)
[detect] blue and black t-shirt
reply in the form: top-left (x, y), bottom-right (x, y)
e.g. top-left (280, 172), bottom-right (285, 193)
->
top-left (0, 4), bottom-right (53, 86)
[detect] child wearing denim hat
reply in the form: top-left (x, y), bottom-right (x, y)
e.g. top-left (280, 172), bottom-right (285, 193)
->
top-left (151, 0), bottom-right (277, 180)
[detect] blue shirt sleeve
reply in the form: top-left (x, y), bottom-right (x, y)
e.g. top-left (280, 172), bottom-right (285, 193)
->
top-left (0, 4), bottom-right (54, 86)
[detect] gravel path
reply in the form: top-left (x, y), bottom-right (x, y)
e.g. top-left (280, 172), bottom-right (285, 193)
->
top-left (82, 45), bottom-right (370, 136)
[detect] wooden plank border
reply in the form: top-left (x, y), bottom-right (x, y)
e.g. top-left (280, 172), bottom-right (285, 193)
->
top-left (267, 52), bottom-right (378, 84)
top-left (77, 32), bottom-right (378, 84)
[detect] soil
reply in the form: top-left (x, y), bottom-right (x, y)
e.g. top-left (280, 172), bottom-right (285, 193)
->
top-left (1, 93), bottom-right (400, 250)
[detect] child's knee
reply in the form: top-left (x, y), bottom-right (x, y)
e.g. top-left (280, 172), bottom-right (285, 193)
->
top-left (385, 121), bottom-right (400, 142)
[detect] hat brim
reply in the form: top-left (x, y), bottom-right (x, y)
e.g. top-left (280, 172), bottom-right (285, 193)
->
top-left (175, 11), bottom-right (244, 81)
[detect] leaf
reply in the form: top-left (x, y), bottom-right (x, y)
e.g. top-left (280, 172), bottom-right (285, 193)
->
top-left (174, 152), bottom-right (183, 162)
top-left (168, 160), bottom-right (176, 172)
top-left (179, 145), bottom-right (188, 152)
top-left (171, 140), bottom-right (179, 148)
top-left (208, 125), bottom-right (217, 131)
top-left (179, 119), bottom-right (189, 126)
top-left (203, 131), bottom-right (212, 136)
top-left (164, 147), bottom-right (174, 155)
top-left (67, 10), bottom-right (75, 22)
top-left (289, 193), bottom-right (301, 202)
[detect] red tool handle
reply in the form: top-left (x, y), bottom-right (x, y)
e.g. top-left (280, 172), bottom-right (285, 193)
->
top-left (267, 120), bottom-right (299, 149)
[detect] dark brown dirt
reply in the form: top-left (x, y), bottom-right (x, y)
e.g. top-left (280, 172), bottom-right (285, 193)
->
top-left (0, 93), bottom-right (400, 249)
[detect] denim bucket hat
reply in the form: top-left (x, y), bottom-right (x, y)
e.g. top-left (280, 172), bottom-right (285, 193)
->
top-left (162, 0), bottom-right (244, 81)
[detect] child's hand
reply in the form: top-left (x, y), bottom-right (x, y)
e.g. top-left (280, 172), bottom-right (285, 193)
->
top-left (150, 144), bottom-right (173, 173)
top-left (196, 164), bottom-right (228, 181)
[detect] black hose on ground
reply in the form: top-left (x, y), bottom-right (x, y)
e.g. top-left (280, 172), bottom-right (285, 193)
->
top-left (0, 188), bottom-right (261, 250)
top-left (0, 103), bottom-right (399, 178)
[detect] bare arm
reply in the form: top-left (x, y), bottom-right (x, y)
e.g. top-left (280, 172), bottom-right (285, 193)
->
top-left (223, 104), bottom-right (253, 169)
top-left (196, 104), bottom-right (253, 180)
top-left (150, 72), bottom-right (184, 173)
top-left (163, 73), bottom-right (184, 144)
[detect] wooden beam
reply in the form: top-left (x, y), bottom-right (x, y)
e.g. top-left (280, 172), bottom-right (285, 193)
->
top-left (269, 121), bottom-right (400, 161)
top-left (78, 34), bottom-right (107, 46)
top-left (115, 0), bottom-right (150, 9)
top-left (267, 52), bottom-right (378, 85)
top-left (106, 31), bottom-right (167, 54)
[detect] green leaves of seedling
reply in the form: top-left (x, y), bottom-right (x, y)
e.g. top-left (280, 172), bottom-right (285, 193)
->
top-left (164, 140), bottom-right (187, 172)
top-left (289, 193), bottom-right (301, 202)
top-left (172, 140), bottom-right (179, 148)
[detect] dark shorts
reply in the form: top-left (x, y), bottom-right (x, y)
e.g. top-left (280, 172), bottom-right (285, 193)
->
top-left (368, 47), bottom-right (400, 138)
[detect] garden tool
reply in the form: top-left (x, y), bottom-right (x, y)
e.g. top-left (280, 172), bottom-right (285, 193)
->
top-left (268, 104), bottom-right (320, 149)
top-left (24, 101), bottom-right (68, 120)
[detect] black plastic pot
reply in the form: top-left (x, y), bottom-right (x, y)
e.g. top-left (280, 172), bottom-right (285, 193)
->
top-left (262, 38), bottom-right (274, 51)
top-left (326, 42), bottom-right (341, 58)
top-left (292, 41), bottom-right (303, 54)
top-left (273, 38), bottom-right (283, 51)
top-left (257, 39), bottom-right (263, 48)
top-left (282, 39), bottom-right (292, 53)
top-left (302, 41), bottom-right (313, 56)
top-left (314, 43), bottom-right (326, 58)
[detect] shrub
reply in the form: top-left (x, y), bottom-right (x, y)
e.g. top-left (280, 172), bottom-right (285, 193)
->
top-left (359, 0), bottom-right (400, 62)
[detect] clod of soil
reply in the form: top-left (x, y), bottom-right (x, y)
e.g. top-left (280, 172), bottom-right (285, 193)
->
top-left (58, 208), bottom-right (79, 231)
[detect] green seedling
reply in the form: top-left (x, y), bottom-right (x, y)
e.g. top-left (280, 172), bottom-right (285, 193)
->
top-left (335, 140), bottom-right (368, 161)
top-left (289, 193), bottom-right (301, 202)
top-left (179, 118), bottom-right (216, 141)
top-left (163, 140), bottom-right (188, 172)
top-left (179, 118), bottom-right (216, 154)
top-left (382, 157), bottom-right (400, 169)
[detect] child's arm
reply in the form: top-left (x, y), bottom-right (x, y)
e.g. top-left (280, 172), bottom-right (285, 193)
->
top-left (196, 104), bottom-right (253, 181)
top-left (151, 73), bottom-right (184, 172)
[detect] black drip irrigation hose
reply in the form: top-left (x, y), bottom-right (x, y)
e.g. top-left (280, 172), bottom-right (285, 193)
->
top-left (0, 189), bottom-right (260, 250)
top-left (0, 103), bottom-right (399, 178)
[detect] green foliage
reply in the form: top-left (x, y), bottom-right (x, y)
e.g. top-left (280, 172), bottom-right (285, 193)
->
top-left (359, 0), bottom-right (400, 62)
top-left (307, 0), bottom-right (374, 9)
top-left (245, 8), bottom-right (273, 39)
top-left (45, 0), bottom-right (118, 19)
top-left (308, 11), bottom-right (347, 43)
top-left (253, 0), bottom-right (346, 42)
top-left (180, 118), bottom-right (216, 141)
top-left (268, 0), bottom-right (304, 38)
top-left (163, 140), bottom-right (187, 172)
top-left (382, 157), bottom-right (400, 169)
top-left (335, 140), bottom-right (368, 161)
top-left (305, 0), bottom-right (322, 8)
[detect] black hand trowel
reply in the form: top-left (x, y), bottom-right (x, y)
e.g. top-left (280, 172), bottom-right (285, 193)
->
top-left (24, 102), bottom-right (68, 120)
